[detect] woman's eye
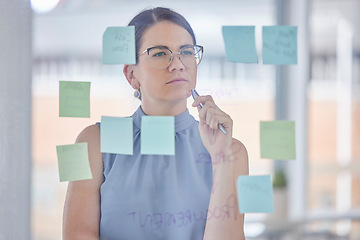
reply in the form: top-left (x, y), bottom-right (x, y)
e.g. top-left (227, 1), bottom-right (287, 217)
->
top-left (153, 51), bottom-right (166, 57)
top-left (182, 50), bottom-right (194, 56)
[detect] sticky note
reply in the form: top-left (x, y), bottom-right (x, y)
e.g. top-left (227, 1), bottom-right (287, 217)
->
top-left (260, 121), bottom-right (296, 160)
top-left (102, 26), bottom-right (136, 64)
top-left (141, 116), bottom-right (175, 155)
top-left (222, 26), bottom-right (258, 63)
top-left (101, 116), bottom-right (133, 155)
top-left (262, 26), bottom-right (298, 64)
top-left (237, 175), bottom-right (274, 213)
top-left (59, 81), bottom-right (91, 118)
top-left (56, 142), bottom-right (92, 182)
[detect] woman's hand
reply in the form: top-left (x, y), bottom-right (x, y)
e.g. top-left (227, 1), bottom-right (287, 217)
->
top-left (193, 95), bottom-right (248, 240)
top-left (192, 95), bottom-right (233, 156)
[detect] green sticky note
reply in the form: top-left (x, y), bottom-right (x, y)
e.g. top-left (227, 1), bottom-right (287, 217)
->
top-left (59, 81), bottom-right (91, 118)
top-left (262, 26), bottom-right (298, 64)
top-left (56, 142), bottom-right (92, 182)
top-left (222, 26), bottom-right (258, 63)
top-left (141, 116), bottom-right (175, 155)
top-left (237, 175), bottom-right (274, 213)
top-left (100, 116), bottom-right (133, 155)
top-left (260, 121), bottom-right (296, 160)
top-left (102, 26), bottom-right (136, 64)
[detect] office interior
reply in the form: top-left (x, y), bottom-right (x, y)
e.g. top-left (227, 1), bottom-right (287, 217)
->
top-left (1, 0), bottom-right (359, 239)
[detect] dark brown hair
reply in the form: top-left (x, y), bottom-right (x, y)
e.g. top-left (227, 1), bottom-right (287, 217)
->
top-left (128, 7), bottom-right (197, 63)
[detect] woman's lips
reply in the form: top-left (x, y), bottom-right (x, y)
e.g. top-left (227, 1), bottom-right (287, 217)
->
top-left (166, 78), bottom-right (188, 84)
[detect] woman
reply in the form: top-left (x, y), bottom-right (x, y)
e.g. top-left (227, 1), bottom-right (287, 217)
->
top-left (63, 7), bottom-right (248, 240)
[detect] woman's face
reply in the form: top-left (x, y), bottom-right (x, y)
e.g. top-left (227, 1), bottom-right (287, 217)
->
top-left (133, 21), bottom-right (197, 106)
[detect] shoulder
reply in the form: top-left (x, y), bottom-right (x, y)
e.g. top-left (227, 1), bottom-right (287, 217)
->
top-left (76, 124), bottom-right (100, 143)
top-left (231, 138), bottom-right (249, 176)
top-left (75, 124), bottom-right (103, 182)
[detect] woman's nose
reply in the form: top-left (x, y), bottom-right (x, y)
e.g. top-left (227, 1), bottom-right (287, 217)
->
top-left (168, 52), bottom-right (185, 71)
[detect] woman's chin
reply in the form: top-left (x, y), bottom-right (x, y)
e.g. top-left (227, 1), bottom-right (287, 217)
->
top-left (174, 88), bottom-right (192, 99)
top-left (186, 90), bottom-right (192, 98)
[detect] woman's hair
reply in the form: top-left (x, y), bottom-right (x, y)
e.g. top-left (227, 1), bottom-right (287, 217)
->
top-left (128, 7), bottom-right (196, 63)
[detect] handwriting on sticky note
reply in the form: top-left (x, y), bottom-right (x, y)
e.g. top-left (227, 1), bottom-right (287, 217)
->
top-left (59, 81), bottom-right (90, 118)
top-left (237, 175), bottom-right (274, 213)
top-left (56, 142), bottom-right (92, 182)
top-left (102, 26), bottom-right (136, 64)
top-left (141, 116), bottom-right (175, 155)
top-left (222, 26), bottom-right (258, 63)
top-left (100, 116), bottom-right (133, 155)
top-left (262, 26), bottom-right (297, 64)
top-left (260, 121), bottom-right (296, 160)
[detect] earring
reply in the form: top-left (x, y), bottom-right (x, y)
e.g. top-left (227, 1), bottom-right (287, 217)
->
top-left (134, 88), bottom-right (141, 99)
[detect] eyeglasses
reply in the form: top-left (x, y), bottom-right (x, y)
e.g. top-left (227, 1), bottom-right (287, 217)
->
top-left (137, 45), bottom-right (204, 69)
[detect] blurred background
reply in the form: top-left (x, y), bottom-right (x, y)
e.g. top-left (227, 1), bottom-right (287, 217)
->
top-left (1, 0), bottom-right (359, 239)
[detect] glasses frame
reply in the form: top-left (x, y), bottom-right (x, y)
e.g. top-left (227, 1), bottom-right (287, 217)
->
top-left (137, 44), bottom-right (204, 69)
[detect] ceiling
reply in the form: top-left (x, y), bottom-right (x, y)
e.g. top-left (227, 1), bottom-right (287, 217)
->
top-left (32, 0), bottom-right (360, 58)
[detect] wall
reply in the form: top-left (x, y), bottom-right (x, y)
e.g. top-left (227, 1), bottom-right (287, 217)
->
top-left (0, 0), bottom-right (32, 239)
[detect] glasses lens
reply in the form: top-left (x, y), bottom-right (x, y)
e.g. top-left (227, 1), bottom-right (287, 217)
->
top-left (180, 46), bottom-right (203, 67)
top-left (147, 47), bottom-right (172, 68)
top-left (146, 45), bottom-right (203, 68)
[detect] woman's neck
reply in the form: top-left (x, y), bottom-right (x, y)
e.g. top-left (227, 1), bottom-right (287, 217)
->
top-left (140, 99), bottom-right (187, 116)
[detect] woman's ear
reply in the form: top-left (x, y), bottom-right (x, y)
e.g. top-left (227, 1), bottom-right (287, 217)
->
top-left (123, 64), bottom-right (140, 89)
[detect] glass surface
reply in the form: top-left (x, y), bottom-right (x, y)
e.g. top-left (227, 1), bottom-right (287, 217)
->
top-left (31, 1), bottom-right (279, 239)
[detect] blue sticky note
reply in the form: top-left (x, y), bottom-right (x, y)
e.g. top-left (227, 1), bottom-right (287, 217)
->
top-left (101, 116), bottom-right (133, 155)
top-left (56, 142), bottom-right (93, 182)
top-left (260, 121), bottom-right (296, 160)
top-left (237, 175), bottom-right (274, 213)
top-left (262, 26), bottom-right (298, 64)
top-left (141, 116), bottom-right (175, 155)
top-left (222, 26), bottom-right (258, 63)
top-left (59, 81), bottom-right (91, 118)
top-left (102, 26), bottom-right (136, 64)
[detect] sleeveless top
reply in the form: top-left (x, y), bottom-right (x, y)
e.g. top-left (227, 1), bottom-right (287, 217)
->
top-left (98, 106), bottom-right (213, 240)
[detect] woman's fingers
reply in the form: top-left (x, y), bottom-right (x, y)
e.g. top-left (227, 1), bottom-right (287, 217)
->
top-left (198, 102), bottom-right (212, 124)
top-left (205, 105), bottom-right (218, 126)
top-left (207, 110), bottom-right (232, 131)
top-left (198, 100), bottom-right (217, 124)
top-left (202, 103), bottom-right (231, 131)
top-left (192, 94), bottom-right (232, 131)
top-left (192, 95), bottom-right (214, 109)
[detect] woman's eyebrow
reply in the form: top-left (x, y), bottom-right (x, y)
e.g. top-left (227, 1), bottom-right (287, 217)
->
top-left (151, 45), bottom-right (169, 49)
top-left (150, 44), bottom-right (193, 50)
top-left (180, 44), bottom-right (192, 49)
